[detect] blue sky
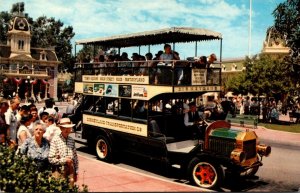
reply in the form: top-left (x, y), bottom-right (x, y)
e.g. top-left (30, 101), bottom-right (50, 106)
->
top-left (0, 0), bottom-right (285, 59)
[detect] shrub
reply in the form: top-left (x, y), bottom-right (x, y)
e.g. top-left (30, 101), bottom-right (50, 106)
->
top-left (0, 145), bottom-right (88, 192)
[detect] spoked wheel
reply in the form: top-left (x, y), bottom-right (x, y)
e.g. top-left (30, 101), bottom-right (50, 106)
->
top-left (188, 157), bottom-right (223, 189)
top-left (95, 136), bottom-right (112, 162)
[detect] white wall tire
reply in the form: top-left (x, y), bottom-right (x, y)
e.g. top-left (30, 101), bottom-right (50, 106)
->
top-left (188, 157), bottom-right (223, 189)
top-left (95, 136), bottom-right (112, 162)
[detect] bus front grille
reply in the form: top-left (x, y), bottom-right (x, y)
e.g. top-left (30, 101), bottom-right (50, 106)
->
top-left (208, 137), bottom-right (235, 157)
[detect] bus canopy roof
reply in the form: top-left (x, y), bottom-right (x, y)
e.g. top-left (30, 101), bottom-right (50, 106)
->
top-left (75, 27), bottom-right (222, 48)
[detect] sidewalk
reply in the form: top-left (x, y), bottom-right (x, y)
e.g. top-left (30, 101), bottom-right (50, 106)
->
top-left (76, 155), bottom-right (209, 192)
top-left (232, 113), bottom-right (300, 147)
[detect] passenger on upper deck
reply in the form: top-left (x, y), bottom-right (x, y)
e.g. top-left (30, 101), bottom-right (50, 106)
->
top-left (98, 55), bottom-right (106, 75)
top-left (157, 44), bottom-right (181, 84)
top-left (207, 53), bottom-right (217, 67)
top-left (206, 53), bottom-right (217, 85)
top-left (106, 55), bottom-right (117, 75)
top-left (151, 51), bottom-right (163, 84)
top-left (159, 44), bottom-right (180, 66)
top-left (194, 56), bottom-right (207, 68)
top-left (118, 52), bottom-right (132, 75)
top-left (138, 53), bottom-right (153, 76)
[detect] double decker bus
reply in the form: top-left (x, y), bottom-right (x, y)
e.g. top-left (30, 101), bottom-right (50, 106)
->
top-left (72, 27), bottom-right (271, 189)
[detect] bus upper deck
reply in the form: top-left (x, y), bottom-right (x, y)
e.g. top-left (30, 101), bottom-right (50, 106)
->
top-left (74, 27), bottom-right (223, 98)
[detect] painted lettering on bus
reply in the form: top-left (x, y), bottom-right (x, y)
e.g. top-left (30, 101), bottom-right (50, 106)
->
top-left (124, 77), bottom-right (145, 82)
top-left (86, 117), bottom-right (143, 133)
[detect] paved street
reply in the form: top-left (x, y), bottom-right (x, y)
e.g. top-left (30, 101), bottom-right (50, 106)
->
top-left (33, 101), bottom-right (300, 191)
top-left (75, 140), bottom-right (300, 192)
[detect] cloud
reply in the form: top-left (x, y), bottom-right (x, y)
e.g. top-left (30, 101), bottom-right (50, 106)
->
top-left (0, 0), bottom-right (280, 58)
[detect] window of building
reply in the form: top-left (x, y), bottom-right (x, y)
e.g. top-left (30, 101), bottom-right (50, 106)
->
top-left (18, 40), bottom-right (24, 50)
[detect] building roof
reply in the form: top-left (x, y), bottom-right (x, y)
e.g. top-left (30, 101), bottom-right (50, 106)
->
top-left (76, 27), bottom-right (222, 48)
top-left (0, 45), bottom-right (60, 63)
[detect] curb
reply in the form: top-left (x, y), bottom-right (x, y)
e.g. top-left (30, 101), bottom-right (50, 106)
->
top-left (256, 126), bottom-right (300, 147)
top-left (77, 154), bottom-right (212, 192)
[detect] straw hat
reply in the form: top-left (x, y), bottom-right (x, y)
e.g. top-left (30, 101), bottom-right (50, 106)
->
top-left (59, 118), bottom-right (75, 128)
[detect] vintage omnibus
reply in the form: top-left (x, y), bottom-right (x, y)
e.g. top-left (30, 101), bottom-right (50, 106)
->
top-left (72, 27), bottom-right (271, 189)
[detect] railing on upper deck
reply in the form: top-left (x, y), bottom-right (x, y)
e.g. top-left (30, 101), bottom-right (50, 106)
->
top-left (74, 60), bottom-right (221, 87)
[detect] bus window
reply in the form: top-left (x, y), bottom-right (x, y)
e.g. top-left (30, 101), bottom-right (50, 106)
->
top-left (94, 96), bottom-right (105, 114)
top-left (83, 95), bottom-right (94, 112)
top-left (119, 98), bottom-right (132, 117)
top-left (133, 100), bottom-right (147, 119)
top-left (151, 100), bottom-right (163, 112)
top-left (106, 97), bottom-right (118, 116)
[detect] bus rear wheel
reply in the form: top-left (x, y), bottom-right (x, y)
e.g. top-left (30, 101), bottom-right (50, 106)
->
top-left (95, 135), bottom-right (112, 162)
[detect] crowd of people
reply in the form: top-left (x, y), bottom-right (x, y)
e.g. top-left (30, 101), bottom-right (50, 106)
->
top-left (0, 97), bottom-right (78, 187)
top-left (221, 96), bottom-right (300, 124)
top-left (80, 44), bottom-right (217, 85)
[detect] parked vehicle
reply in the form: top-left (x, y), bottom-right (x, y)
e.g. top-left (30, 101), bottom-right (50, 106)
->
top-left (72, 27), bottom-right (271, 189)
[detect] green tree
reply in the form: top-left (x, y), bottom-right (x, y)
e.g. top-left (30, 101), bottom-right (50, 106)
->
top-left (273, 0), bottom-right (300, 92)
top-left (30, 16), bottom-right (76, 71)
top-left (226, 54), bottom-right (293, 98)
top-left (0, 11), bottom-right (11, 44)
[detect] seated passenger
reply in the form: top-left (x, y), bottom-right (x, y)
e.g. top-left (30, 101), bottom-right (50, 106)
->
top-left (151, 51), bottom-right (163, 84)
top-left (184, 102), bottom-right (205, 139)
top-left (138, 55), bottom-right (148, 75)
top-left (138, 52), bottom-right (153, 76)
top-left (134, 100), bottom-right (146, 119)
top-left (207, 53), bottom-right (217, 85)
top-left (118, 52), bottom-right (132, 75)
top-left (98, 55), bottom-right (106, 75)
top-left (148, 119), bottom-right (161, 137)
top-left (194, 56), bottom-right (208, 68)
top-left (158, 44), bottom-right (179, 84)
top-left (159, 44), bottom-right (180, 65)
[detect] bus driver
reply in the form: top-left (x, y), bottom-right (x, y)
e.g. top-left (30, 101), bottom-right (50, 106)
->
top-left (184, 102), bottom-right (205, 138)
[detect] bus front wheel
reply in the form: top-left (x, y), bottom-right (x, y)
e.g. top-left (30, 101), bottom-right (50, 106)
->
top-left (187, 157), bottom-right (223, 189)
top-left (95, 135), bottom-right (112, 162)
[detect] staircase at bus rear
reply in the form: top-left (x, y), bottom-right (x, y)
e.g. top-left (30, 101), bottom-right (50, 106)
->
top-left (226, 114), bottom-right (258, 129)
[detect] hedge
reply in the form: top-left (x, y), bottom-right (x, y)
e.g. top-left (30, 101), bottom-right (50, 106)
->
top-left (0, 145), bottom-right (88, 192)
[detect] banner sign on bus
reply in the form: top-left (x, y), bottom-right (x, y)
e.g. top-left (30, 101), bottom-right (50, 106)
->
top-left (83, 83), bottom-right (94, 94)
top-left (105, 84), bottom-right (118, 97)
top-left (83, 114), bottom-right (147, 137)
top-left (174, 85), bottom-right (221, 92)
top-left (82, 75), bottom-right (149, 84)
top-left (119, 85), bottom-right (132, 97)
top-left (132, 85), bottom-right (147, 99)
top-left (191, 69), bottom-right (206, 85)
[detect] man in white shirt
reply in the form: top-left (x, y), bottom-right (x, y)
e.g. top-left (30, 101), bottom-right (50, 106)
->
top-left (184, 102), bottom-right (205, 139)
top-left (5, 98), bottom-right (20, 142)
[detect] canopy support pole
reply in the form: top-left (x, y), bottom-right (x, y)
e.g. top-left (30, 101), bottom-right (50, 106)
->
top-left (195, 41), bottom-right (198, 57)
top-left (148, 45), bottom-right (150, 53)
top-left (138, 46), bottom-right (141, 55)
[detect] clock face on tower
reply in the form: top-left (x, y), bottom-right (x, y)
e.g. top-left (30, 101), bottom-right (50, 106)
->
top-left (13, 17), bottom-right (29, 31)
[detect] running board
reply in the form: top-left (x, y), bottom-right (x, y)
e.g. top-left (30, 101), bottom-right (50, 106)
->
top-left (71, 132), bottom-right (88, 145)
top-left (171, 164), bottom-right (181, 169)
